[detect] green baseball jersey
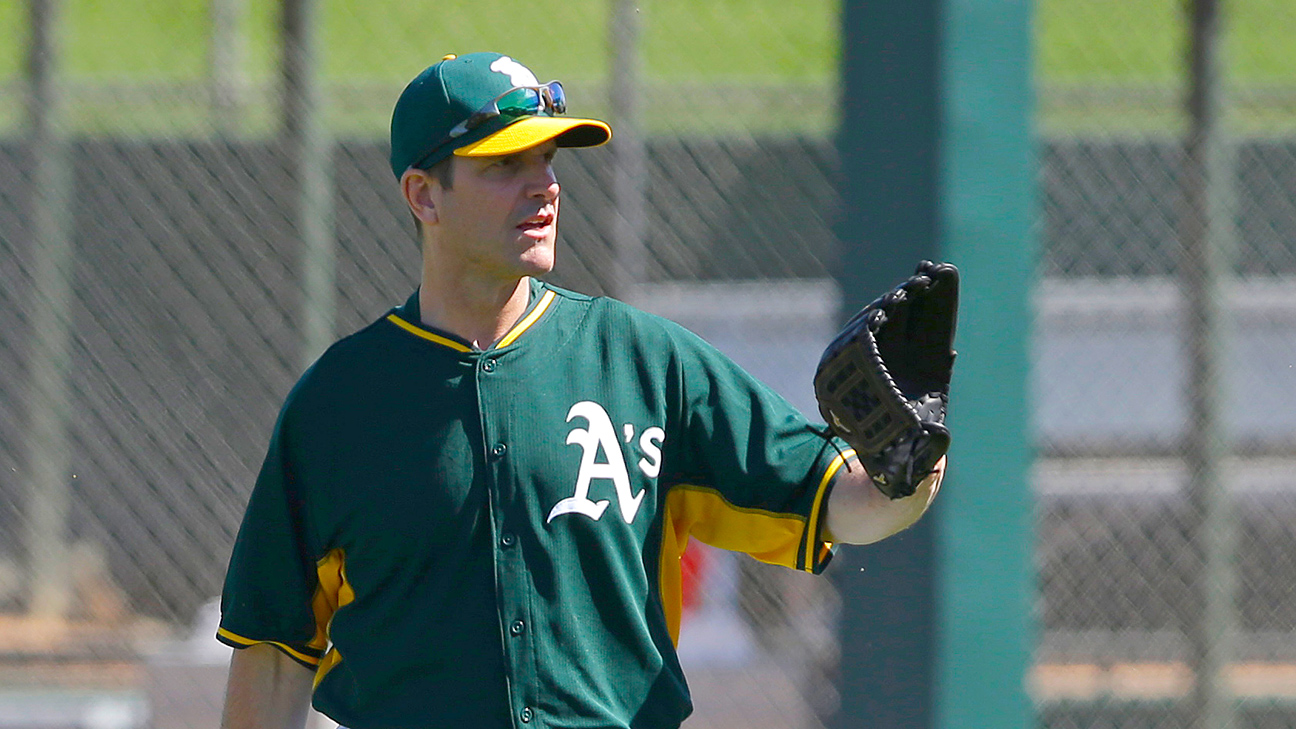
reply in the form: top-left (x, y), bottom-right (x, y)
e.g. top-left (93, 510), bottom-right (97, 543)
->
top-left (219, 278), bottom-right (855, 729)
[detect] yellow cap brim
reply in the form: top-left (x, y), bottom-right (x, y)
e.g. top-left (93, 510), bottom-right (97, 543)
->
top-left (454, 116), bottom-right (612, 157)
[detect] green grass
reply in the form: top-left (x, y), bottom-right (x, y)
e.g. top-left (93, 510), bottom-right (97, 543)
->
top-left (1035, 0), bottom-right (1296, 134)
top-left (0, 0), bottom-right (837, 84)
top-left (1, 0), bottom-right (1294, 137)
top-left (1036, 0), bottom-right (1185, 84)
top-left (0, 0), bottom-right (839, 136)
top-left (1036, 0), bottom-right (1296, 84)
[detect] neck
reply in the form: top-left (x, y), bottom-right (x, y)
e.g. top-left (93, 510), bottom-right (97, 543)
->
top-left (418, 257), bottom-right (531, 350)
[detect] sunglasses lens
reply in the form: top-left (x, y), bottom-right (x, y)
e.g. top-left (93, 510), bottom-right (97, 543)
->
top-left (496, 87), bottom-right (544, 116)
top-left (547, 82), bottom-right (567, 115)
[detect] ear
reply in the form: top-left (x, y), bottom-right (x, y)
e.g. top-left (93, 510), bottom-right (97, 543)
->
top-left (401, 168), bottom-right (441, 226)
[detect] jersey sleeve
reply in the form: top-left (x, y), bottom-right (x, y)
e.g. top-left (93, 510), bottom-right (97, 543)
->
top-left (217, 404), bottom-right (327, 669)
top-left (661, 326), bottom-right (855, 576)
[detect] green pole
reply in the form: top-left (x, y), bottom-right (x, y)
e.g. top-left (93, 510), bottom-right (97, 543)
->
top-left (209, 0), bottom-right (247, 136)
top-left (281, 0), bottom-right (335, 368)
top-left (1182, 1), bottom-right (1237, 726)
top-left (609, 0), bottom-right (647, 299)
top-left (936, 0), bottom-right (1034, 727)
top-left (23, 0), bottom-right (76, 620)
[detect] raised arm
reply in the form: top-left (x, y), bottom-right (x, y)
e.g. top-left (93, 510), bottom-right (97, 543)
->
top-left (813, 261), bottom-right (958, 544)
top-left (823, 456), bottom-right (944, 544)
top-left (221, 643), bottom-right (315, 729)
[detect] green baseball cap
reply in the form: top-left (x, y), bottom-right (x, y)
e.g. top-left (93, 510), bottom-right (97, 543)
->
top-left (389, 52), bottom-right (612, 179)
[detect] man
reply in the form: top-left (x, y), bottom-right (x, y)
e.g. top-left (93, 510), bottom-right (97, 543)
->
top-left (219, 52), bottom-right (944, 729)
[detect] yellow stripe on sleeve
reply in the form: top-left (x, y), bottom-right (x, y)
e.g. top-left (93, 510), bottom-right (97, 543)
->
top-left (803, 449), bottom-right (855, 573)
top-left (216, 628), bottom-right (322, 666)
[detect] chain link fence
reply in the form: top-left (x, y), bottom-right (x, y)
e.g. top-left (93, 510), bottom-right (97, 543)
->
top-left (1036, 1), bottom-right (1296, 728)
top-left (5, 0), bottom-right (1296, 727)
top-left (0, 1), bottom-right (842, 727)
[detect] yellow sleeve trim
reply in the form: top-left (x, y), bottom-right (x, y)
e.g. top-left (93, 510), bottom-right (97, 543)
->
top-left (386, 314), bottom-right (473, 352)
top-left (497, 290), bottom-right (556, 347)
top-left (803, 449), bottom-right (856, 573)
top-left (216, 628), bottom-right (321, 666)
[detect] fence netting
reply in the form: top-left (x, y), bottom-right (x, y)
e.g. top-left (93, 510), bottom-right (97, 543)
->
top-left (1, 2), bottom-right (842, 728)
top-left (3, 0), bottom-right (1296, 727)
top-left (1037, 0), bottom-right (1296, 727)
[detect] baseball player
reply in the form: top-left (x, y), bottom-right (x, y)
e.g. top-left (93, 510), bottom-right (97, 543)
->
top-left (219, 52), bottom-right (949, 729)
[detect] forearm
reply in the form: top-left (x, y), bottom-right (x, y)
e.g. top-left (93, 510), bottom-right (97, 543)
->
top-left (823, 456), bottom-right (944, 545)
top-left (222, 643), bottom-right (316, 729)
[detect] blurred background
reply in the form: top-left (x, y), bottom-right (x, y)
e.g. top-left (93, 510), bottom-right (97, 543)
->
top-left (1, 0), bottom-right (1294, 727)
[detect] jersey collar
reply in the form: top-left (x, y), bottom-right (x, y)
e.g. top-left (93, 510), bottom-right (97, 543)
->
top-left (386, 278), bottom-right (557, 353)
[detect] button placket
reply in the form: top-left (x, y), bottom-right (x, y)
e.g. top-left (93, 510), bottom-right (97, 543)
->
top-left (477, 359), bottom-right (533, 722)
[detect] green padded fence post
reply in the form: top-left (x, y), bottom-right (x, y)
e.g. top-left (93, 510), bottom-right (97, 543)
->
top-left (833, 0), bottom-right (1033, 727)
top-left (936, 0), bottom-right (1034, 727)
top-left (831, 1), bottom-right (941, 726)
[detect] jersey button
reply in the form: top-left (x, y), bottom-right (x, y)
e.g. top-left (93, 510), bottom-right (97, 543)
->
top-left (520, 707), bottom-right (534, 723)
top-left (510, 620), bottom-right (526, 635)
top-left (500, 533), bottom-right (516, 547)
top-left (481, 358), bottom-right (496, 373)
top-left (490, 443), bottom-right (507, 459)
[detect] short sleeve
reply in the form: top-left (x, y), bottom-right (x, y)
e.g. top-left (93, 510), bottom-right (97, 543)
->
top-left (217, 407), bottom-right (326, 668)
top-left (661, 328), bottom-right (855, 575)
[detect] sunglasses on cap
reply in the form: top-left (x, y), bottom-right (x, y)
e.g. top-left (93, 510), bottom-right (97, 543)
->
top-left (413, 81), bottom-right (567, 169)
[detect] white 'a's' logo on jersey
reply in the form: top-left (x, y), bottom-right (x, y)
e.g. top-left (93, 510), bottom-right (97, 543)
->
top-left (547, 401), bottom-right (665, 525)
top-left (489, 56), bottom-right (539, 87)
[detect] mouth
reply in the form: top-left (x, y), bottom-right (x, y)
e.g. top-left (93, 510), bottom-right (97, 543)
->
top-left (517, 209), bottom-right (556, 237)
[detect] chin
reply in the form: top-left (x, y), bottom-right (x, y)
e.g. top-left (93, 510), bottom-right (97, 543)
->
top-left (517, 243), bottom-right (557, 275)
top-left (520, 257), bottom-right (556, 276)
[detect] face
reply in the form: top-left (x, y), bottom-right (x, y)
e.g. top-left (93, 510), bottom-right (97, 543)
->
top-left (420, 141), bottom-right (561, 280)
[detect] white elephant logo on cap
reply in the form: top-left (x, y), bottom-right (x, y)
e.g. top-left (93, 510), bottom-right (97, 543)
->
top-left (490, 56), bottom-right (539, 87)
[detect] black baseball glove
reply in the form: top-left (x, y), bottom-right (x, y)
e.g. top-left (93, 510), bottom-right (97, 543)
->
top-left (814, 261), bottom-right (959, 499)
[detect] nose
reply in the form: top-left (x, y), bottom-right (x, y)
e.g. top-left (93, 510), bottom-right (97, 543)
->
top-left (527, 163), bottom-right (559, 202)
